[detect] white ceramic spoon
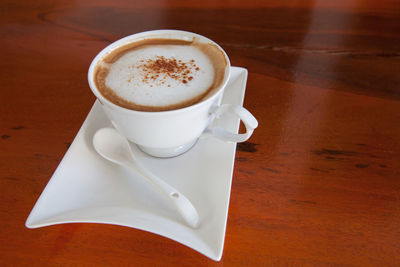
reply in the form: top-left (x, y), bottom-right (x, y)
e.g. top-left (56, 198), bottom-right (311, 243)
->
top-left (92, 127), bottom-right (200, 228)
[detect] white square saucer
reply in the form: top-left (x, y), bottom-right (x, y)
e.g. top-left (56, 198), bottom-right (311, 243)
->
top-left (26, 67), bottom-right (248, 261)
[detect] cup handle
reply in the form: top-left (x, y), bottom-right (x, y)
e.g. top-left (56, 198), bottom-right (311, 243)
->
top-left (202, 104), bottom-right (258, 142)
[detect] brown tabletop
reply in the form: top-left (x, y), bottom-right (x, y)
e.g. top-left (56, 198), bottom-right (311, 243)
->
top-left (1, 0), bottom-right (400, 266)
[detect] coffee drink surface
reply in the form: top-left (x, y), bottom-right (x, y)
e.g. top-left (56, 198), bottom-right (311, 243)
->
top-left (94, 38), bottom-right (227, 111)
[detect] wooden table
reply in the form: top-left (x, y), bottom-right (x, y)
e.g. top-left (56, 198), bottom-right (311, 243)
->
top-left (1, 0), bottom-right (399, 265)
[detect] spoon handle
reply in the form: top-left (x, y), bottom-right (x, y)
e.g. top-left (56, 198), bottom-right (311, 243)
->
top-left (126, 163), bottom-right (200, 228)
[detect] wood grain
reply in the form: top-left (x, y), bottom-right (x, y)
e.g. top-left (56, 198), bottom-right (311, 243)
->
top-left (1, 0), bottom-right (399, 266)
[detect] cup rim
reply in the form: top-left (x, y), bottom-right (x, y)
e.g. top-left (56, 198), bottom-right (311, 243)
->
top-left (87, 29), bottom-right (231, 115)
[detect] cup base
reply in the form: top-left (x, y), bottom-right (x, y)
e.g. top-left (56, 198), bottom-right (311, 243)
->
top-left (137, 139), bottom-right (197, 158)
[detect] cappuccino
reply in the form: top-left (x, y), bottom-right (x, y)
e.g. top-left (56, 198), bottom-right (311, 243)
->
top-left (94, 38), bottom-right (227, 111)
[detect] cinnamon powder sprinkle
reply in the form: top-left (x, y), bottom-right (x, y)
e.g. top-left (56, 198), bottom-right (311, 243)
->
top-left (136, 56), bottom-right (199, 86)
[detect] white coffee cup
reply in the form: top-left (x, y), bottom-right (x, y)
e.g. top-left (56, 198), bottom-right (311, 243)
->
top-left (88, 30), bottom-right (258, 157)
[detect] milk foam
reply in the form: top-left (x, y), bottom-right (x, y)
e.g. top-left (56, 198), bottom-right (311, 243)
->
top-left (104, 45), bottom-right (215, 108)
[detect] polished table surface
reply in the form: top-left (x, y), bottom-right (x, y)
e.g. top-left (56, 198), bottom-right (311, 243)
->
top-left (1, 0), bottom-right (400, 266)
